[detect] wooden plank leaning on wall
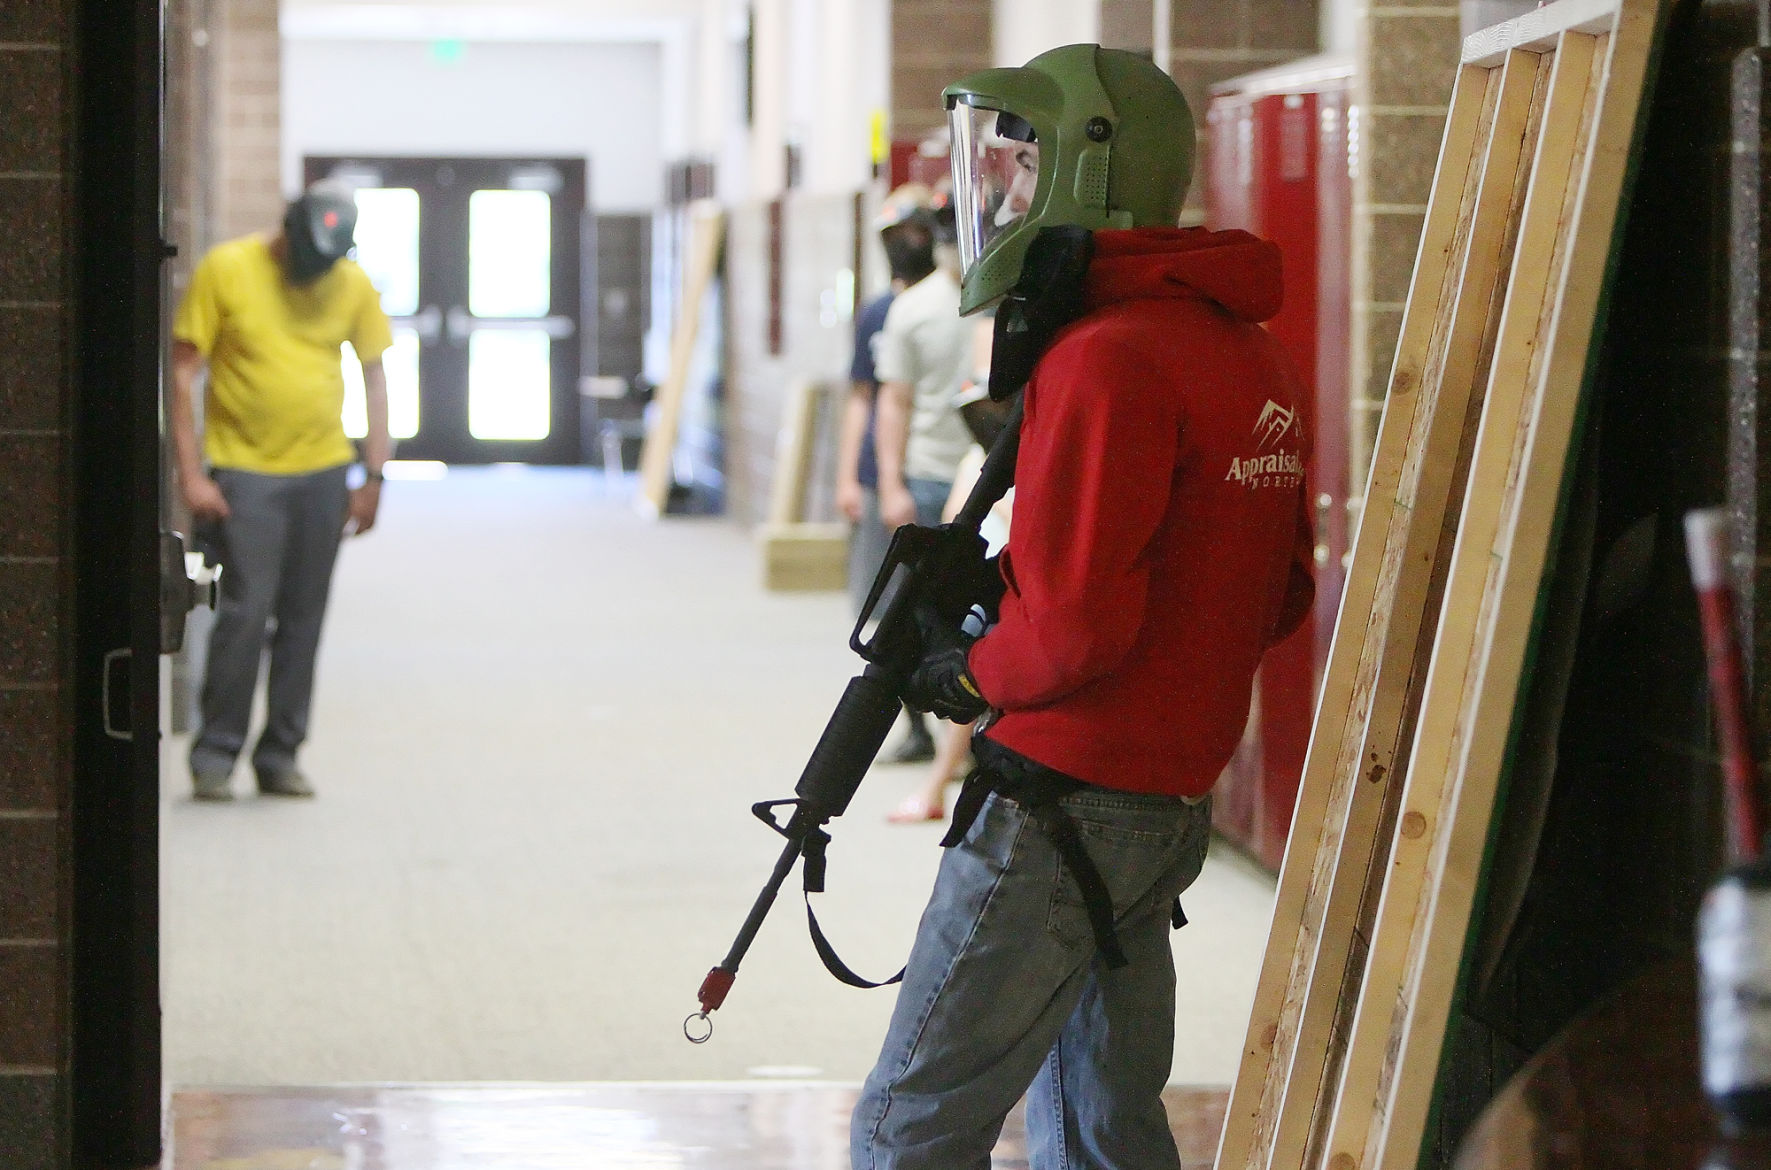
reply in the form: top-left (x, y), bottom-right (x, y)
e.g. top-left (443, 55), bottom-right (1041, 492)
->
top-left (1321, 3), bottom-right (1665, 1166)
top-left (760, 380), bottom-right (849, 591)
top-left (1213, 0), bottom-right (1669, 1167)
top-left (1216, 46), bottom-right (1504, 1170)
top-left (638, 199), bottom-right (726, 517)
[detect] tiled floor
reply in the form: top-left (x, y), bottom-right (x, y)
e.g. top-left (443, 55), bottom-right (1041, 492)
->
top-left (170, 1083), bottom-right (1229, 1169)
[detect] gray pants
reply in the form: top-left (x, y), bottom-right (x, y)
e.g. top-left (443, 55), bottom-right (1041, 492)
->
top-left (848, 487), bottom-right (889, 618)
top-left (190, 465), bottom-right (350, 781)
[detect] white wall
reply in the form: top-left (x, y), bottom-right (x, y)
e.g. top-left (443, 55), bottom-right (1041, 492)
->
top-left (993, 0), bottom-right (1099, 68)
top-left (730, 0), bottom-right (888, 201)
top-left (282, 37), bottom-right (666, 211)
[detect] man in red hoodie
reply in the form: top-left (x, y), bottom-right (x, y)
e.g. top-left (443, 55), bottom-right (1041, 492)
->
top-left (850, 45), bottom-right (1314, 1170)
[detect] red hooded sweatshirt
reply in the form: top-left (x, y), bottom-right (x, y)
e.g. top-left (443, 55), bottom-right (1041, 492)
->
top-left (967, 227), bottom-right (1315, 799)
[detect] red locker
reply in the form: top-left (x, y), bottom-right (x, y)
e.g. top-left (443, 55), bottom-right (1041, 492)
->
top-left (1205, 56), bottom-right (1355, 870)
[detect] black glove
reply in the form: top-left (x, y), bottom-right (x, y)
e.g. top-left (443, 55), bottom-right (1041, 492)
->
top-left (902, 618), bottom-right (990, 723)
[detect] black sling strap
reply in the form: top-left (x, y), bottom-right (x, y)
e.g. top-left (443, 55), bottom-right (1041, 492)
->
top-left (941, 744), bottom-right (1130, 969)
top-left (801, 827), bottom-right (904, 989)
top-left (797, 742), bottom-right (1189, 989)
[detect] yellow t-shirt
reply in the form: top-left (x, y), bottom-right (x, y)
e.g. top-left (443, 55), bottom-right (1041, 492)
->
top-left (174, 234), bottom-right (393, 474)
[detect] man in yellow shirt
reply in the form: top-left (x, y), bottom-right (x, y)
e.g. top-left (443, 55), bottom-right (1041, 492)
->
top-left (169, 180), bottom-right (393, 800)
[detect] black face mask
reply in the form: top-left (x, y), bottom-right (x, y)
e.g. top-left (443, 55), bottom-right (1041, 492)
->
top-left (987, 224), bottom-right (1095, 401)
top-left (282, 188), bottom-right (357, 284)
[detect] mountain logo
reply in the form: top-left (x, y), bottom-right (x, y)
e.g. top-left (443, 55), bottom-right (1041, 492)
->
top-left (1225, 400), bottom-right (1306, 489)
top-left (1255, 400), bottom-right (1299, 450)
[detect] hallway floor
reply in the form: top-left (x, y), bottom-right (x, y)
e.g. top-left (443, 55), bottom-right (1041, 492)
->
top-left (169, 1083), bottom-right (1229, 1168)
top-left (172, 1083), bottom-right (1232, 1161)
top-left (159, 465), bottom-right (1274, 1158)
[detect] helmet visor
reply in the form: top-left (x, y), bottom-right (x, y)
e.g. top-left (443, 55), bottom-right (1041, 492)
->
top-left (948, 102), bottom-right (1040, 280)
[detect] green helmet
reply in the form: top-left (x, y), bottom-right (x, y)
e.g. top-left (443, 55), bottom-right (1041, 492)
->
top-left (942, 44), bottom-right (1195, 315)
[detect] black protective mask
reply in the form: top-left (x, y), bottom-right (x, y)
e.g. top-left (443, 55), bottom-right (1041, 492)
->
top-left (987, 225), bottom-right (1095, 401)
top-left (282, 185), bottom-right (358, 283)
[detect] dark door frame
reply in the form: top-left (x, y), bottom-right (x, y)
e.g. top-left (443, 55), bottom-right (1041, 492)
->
top-left (70, 0), bottom-right (165, 1165)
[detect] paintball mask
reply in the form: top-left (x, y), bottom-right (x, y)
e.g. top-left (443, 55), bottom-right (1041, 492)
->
top-left (282, 181), bottom-right (358, 284)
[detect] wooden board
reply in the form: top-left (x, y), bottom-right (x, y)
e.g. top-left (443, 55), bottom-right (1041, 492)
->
top-left (1312, 28), bottom-right (1599, 1170)
top-left (1324, 2), bottom-right (1664, 1165)
top-left (1216, 56), bottom-right (1503, 1170)
top-left (637, 200), bottom-right (725, 518)
top-left (1279, 47), bottom-right (1555, 1170)
top-left (759, 522), bottom-right (848, 591)
top-left (768, 380), bottom-right (824, 526)
top-left (1215, 2), bottom-right (1666, 1167)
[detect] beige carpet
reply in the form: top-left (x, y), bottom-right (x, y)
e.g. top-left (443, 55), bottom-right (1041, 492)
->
top-left (160, 465), bottom-right (1277, 1086)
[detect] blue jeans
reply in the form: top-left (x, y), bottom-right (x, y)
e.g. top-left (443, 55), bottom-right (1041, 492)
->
top-left (906, 476), bottom-right (954, 528)
top-left (851, 784), bottom-right (1212, 1170)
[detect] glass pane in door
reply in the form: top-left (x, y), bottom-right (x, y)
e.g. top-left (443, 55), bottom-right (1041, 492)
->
top-left (468, 190), bottom-right (551, 317)
top-left (350, 187), bottom-right (421, 316)
top-left (342, 330), bottom-right (421, 440)
top-left (468, 330), bottom-right (551, 440)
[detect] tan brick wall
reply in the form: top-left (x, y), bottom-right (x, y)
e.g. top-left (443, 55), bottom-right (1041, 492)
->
top-left (1100, 0), bottom-right (1155, 53)
top-left (0, 0), bottom-right (68, 1162)
top-left (1171, 0), bottom-right (1321, 218)
top-left (215, 0), bottom-right (281, 241)
top-left (892, 0), bottom-right (992, 139)
top-left (1350, 3), bottom-right (1460, 492)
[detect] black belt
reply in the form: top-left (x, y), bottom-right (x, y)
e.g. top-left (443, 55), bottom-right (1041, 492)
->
top-left (943, 738), bottom-right (1185, 970)
top-left (800, 737), bottom-right (1187, 990)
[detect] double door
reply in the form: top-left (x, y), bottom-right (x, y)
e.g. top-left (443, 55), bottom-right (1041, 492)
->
top-left (305, 156), bottom-right (586, 464)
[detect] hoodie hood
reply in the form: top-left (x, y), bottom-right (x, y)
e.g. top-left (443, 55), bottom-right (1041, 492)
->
top-left (1084, 226), bottom-right (1283, 323)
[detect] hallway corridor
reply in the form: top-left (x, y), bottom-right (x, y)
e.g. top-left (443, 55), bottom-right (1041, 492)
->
top-left (170, 1084), bottom-right (1230, 1168)
top-left (159, 467), bottom-right (1275, 1156)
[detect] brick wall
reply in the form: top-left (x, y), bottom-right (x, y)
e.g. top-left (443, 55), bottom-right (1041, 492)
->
top-left (1100, 0), bottom-right (1156, 53)
top-left (215, 0), bottom-right (280, 241)
top-left (0, 0), bottom-right (70, 1163)
top-left (892, 0), bottom-right (992, 139)
top-left (1170, 0), bottom-right (1321, 217)
top-left (1350, 4), bottom-right (1460, 492)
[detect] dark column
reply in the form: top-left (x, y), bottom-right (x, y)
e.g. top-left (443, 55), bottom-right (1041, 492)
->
top-left (1729, 43), bottom-right (1771, 772)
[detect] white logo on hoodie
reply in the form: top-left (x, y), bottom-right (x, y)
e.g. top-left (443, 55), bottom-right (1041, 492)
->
top-left (1226, 400), bottom-right (1305, 488)
top-left (1255, 400), bottom-right (1299, 450)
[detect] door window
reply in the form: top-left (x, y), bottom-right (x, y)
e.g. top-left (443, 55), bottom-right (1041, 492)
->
top-left (466, 189), bottom-right (553, 439)
top-left (344, 186), bottom-right (422, 440)
top-left (305, 156), bottom-right (585, 463)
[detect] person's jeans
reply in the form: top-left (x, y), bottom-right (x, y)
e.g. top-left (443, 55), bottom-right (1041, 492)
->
top-left (190, 465), bottom-right (350, 781)
top-left (906, 476), bottom-right (953, 528)
top-left (848, 486), bottom-right (890, 619)
top-left (851, 784), bottom-right (1213, 1170)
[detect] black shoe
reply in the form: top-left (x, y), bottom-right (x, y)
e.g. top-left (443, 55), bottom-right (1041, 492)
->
top-left (881, 729), bottom-right (937, 765)
top-left (192, 771), bottom-right (234, 802)
top-left (256, 769), bottom-right (315, 798)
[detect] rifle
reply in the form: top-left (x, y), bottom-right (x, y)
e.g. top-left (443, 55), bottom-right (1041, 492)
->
top-left (684, 394), bottom-right (1023, 1043)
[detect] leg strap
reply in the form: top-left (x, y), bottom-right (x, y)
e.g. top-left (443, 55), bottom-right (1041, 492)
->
top-left (940, 741), bottom-right (1129, 969)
